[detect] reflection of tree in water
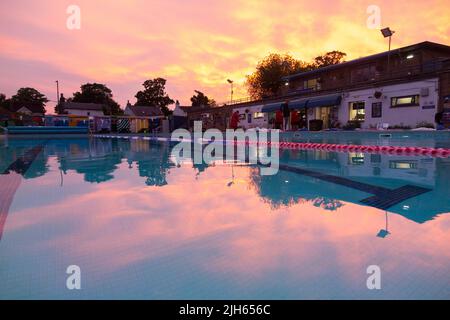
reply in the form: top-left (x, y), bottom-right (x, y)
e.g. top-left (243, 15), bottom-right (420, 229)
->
top-left (248, 167), bottom-right (344, 211)
top-left (134, 143), bottom-right (175, 186)
top-left (312, 197), bottom-right (343, 211)
top-left (60, 152), bottom-right (123, 183)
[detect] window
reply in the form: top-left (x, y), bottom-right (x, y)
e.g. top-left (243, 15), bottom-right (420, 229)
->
top-left (389, 160), bottom-right (418, 169)
top-left (348, 152), bottom-right (364, 165)
top-left (303, 78), bottom-right (320, 90)
top-left (350, 64), bottom-right (377, 83)
top-left (391, 95), bottom-right (420, 108)
top-left (349, 101), bottom-right (365, 121)
top-left (371, 102), bottom-right (382, 118)
top-left (253, 112), bottom-right (264, 119)
top-left (371, 154), bottom-right (381, 163)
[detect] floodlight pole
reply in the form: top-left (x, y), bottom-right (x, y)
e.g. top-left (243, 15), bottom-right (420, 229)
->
top-left (387, 35), bottom-right (392, 76)
top-left (227, 79), bottom-right (234, 104)
top-left (56, 80), bottom-right (60, 105)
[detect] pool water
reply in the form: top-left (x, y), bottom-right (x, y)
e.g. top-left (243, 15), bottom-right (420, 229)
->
top-left (0, 136), bottom-right (449, 299)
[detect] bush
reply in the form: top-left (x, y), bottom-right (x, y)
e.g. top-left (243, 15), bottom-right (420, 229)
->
top-left (343, 120), bottom-right (361, 130)
top-left (416, 121), bottom-right (435, 129)
top-left (388, 124), bottom-right (411, 130)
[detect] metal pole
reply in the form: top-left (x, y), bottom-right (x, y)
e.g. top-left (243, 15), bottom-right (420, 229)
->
top-left (387, 36), bottom-right (391, 76)
top-left (56, 80), bottom-right (60, 105)
top-left (230, 82), bottom-right (233, 104)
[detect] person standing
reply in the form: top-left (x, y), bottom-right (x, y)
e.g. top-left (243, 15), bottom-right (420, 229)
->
top-left (281, 100), bottom-right (290, 131)
top-left (290, 110), bottom-right (299, 131)
top-left (275, 109), bottom-right (283, 129)
top-left (229, 110), bottom-right (240, 130)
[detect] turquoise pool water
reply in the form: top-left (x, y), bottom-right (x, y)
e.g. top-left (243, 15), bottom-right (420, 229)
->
top-left (0, 136), bottom-right (449, 299)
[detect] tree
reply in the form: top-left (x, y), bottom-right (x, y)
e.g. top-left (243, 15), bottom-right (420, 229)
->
top-left (246, 53), bottom-right (311, 99)
top-left (190, 90), bottom-right (216, 107)
top-left (313, 51), bottom-right (347, 68)
top-left (10, 87), bottom-right (48, 114)
top-left (0, 93), bottom-right (9, 110)
top-left (71, 83), bottom-right (122, 115)
top-left (135, 78), bottom-right (174, 116)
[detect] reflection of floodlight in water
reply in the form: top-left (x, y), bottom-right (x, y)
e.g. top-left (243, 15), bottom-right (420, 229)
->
top-left (227, 163), bottom-right (235, 187)
top-left (377, 211), bottom-right (390, 238)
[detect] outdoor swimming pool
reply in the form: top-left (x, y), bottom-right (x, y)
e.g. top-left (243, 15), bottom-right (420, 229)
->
top-left (0, 135), bottom-right (449, 299)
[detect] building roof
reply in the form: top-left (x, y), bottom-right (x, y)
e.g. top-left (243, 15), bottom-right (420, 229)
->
top-left (63, 102), bottom-right (106, 111)
top-left (284, 41), bottom-right (450, 81)
top-left (11, 104), bottom-right (45, 114)
top-left (127, 105), bottom-right (163, 117)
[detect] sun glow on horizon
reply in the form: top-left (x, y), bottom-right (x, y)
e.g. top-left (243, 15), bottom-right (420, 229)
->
top-left (0, 0), bottom-right (449, 112)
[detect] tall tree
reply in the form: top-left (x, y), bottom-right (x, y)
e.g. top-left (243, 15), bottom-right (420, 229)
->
top-left (313, 51), bottom-right (347, 68)
top-left (135, 78), bottom-right (174, 116)
top-left (246, 53), bottom-right (311, 99)
top-left (10, 87), bottom-right (48, 114)
top-left (190, 90), bottom-right (216, 107)
top-left (71, 83), bottom-right (122, 115)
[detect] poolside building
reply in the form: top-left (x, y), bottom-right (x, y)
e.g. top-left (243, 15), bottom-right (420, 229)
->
top-left (124, 101), bottom-right (164, 118)
top-left (185, 41), bottom-right (450, 130)
top-left (62, 102), bottom-right (108, 117)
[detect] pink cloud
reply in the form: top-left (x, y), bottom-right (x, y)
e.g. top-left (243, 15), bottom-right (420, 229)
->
top-left (0, 0), bottom-right (448, 113)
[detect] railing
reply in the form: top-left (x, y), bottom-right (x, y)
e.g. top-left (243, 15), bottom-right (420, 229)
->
top-left (287, 59), bottom-right (450, 95)
top-left (216, 59), bottom-right (450, 108)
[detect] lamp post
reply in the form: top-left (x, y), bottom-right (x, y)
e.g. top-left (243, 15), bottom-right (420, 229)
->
top-left (227, 79), bottom-right (234, 104)
top-left (55, 80), bottom-right (60, 105)
top-left (380, 27), bottom-right (395, 76)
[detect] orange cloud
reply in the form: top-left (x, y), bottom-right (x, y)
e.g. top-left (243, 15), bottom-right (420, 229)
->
top-left (0, 0), bottom-right (448, 112)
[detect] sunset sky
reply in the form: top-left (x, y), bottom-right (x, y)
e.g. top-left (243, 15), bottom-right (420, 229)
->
top-left (0, 0), bottom-right (449, 113)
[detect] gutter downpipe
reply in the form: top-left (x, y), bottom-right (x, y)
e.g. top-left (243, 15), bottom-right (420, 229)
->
top-left (0, 125), bottom-right (8, 147)
top-left (304, 100), bottom-right (310, 131)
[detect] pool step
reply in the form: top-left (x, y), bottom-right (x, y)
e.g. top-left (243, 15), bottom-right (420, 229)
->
top-left (277, 164), bottom-right (432, 210)
top-left (2, 145), bottom-right (44, 175)
top-left (360, 185), bottom-right (431, 210)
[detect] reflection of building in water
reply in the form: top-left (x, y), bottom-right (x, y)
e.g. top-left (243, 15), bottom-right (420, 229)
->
top-left (250, 149), bottom-right (449, 223)
top-left (248, 166), bottom-right (345, 211)
top-left (340, 152), bottom-right (436, 187)
top-left (58, 139), bottom-right (122, 183)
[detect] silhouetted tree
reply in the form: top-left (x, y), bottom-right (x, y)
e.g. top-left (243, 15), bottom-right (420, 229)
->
top-left (246, 53), bottom-right (311, 99)
top-left (10, 87), bottom-right (48, 114)
top-left (190, 90), bottom-right (216, 107)
top-left (71, 83), bottom-right (122, 115)
top-left (135, 78), bottom-right (174, 116)
top-left (0, 93), bottom-right (10, 112)
top-left (313, 51), bottom-right (347, 68)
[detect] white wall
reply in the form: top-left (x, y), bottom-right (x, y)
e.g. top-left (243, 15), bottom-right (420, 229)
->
top-left (339, 78), bottom-right (439, 129)
top-left (124, 106), bottom-right (134, 116)
top-left (66, 109), bottom-right (104, 116)
top-left (232, 104), bottom-right (268, 129)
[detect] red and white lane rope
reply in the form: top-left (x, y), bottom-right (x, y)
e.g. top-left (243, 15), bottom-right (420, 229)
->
top-left (233, 141), bottom-right (450, 158)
